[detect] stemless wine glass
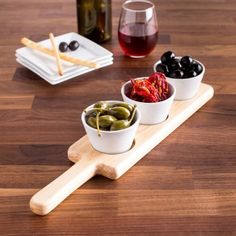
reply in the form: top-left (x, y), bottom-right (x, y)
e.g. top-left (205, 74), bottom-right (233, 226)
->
top-left (118, 0), bottom-right (158, 58)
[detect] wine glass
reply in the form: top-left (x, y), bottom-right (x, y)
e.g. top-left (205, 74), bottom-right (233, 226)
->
top-left (118, 0), bottom-right (158, 58)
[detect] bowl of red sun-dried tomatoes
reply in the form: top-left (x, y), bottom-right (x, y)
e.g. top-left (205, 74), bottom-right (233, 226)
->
top-left (121, 72), bottom-right (176, 124)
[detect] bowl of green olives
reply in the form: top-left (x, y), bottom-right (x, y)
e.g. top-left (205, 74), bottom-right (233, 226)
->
top-left (153, 51), bottom-right (205, 100)
top-left (81, 101), bottom-right (141, 154)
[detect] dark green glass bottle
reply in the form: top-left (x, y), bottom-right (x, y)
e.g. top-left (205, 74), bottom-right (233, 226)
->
top-left (76, 0), bottom-right (112, 44)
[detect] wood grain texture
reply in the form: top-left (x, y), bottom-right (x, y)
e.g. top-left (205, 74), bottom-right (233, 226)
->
top-left (0, 0), bottom-right (235, 235)
top-left (0, 95), bottom-right (34, 109)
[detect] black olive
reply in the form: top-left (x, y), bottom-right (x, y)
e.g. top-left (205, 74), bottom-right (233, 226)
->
top-left (181, 66), bottom-right (189, 74)
top-left (168, 59), bottom-right (181, 72)
top-left (155, 63), bottom-right (169, 75)
top-left (160, 51), bottom-right (175, 65)
top-left (180, 56), bottom-right (193, 68)
top-left (183, 70), bottom-right (198, 78)
top-left (169, 69), bottom-right (184, 78)
top-left (192, 61), bottom-right (203, 75)
top-left (59, 42), bottom-right (68, 52)
top-left (69, 40), bottom-right (80, 51)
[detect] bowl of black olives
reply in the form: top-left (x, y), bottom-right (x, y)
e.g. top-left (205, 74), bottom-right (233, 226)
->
top-left (153, 51), bottom-right (205, 100)
top-left (81, 101), bottom-right (141, 154)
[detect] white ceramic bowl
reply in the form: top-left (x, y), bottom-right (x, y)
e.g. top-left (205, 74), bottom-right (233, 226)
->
top-left (81, 101), bottom-right (141, 154)
top-left (153, 57), bottom-right (205, 100)
top-left (121, 78), bottom-right (175, 125)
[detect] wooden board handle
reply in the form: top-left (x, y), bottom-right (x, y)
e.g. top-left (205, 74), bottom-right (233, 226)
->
top-left (30, 159), bottom-right (97, 215)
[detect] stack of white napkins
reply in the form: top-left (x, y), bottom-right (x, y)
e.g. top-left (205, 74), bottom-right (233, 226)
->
top-left (16, 32), bottom-right (113, 85)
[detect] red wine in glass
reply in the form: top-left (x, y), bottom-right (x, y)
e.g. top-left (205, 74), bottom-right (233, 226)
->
top-left (118, 1), bottom-right (158, 58)
top-left (118, 22), bottom-right (158, 58)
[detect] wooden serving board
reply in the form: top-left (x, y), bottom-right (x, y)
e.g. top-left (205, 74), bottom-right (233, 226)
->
top-left (30, 83), bottom-right (214, 216)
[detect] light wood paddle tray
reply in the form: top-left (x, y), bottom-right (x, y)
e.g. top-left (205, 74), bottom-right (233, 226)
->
top-left (30, 83), bottom-right (214, 215)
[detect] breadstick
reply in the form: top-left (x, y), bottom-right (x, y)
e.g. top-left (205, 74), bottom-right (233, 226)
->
top-left (49, 33), bottom-right (63, 76)
top-left (21, 37), bottom-right (98, 68)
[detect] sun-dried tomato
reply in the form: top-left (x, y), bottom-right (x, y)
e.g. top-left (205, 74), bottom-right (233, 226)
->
top-left (127, 72), bottom-right (169, 103)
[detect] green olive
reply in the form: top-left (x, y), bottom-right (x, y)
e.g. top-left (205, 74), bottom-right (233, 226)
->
top-left (94, 101), bottom-right (109, 110)
top-left (99, 115), bottom-right (117, 128)
top-left (86, 108), bottom-right (106, 116)
top-left (110, 120), bottom-right (130, 131)
top-left (108, 107), bottom-right (131, 120)
top-left (110, 105), bottom-right (137, 131)
top-left (87, 116), bottom-right (97, 128)
top-left (85, 110), bottom-right (98, 118)
top-left (112, 103), bottom-right (134, 112)
top-left (85, 102), bottom-right (137, 135)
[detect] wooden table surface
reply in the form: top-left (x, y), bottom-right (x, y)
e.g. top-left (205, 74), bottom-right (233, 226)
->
top-left (0, 0), bottom-right (236, 235)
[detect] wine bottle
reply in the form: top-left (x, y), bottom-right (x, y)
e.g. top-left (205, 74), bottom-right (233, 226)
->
top-left (76, 0), bottom-right (112, 44)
